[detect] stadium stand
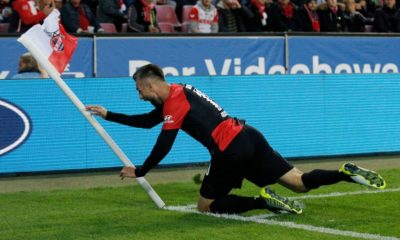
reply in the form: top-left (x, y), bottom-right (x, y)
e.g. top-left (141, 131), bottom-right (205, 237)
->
top-left (182, 5), bottom-right (193, 23)
top-left (0, 23), bottom-right (9, 33)
top-left (121, 23), bottom-right (128, 32)
top-left (99, 23), bottom-right (117, 33)
top-left (158, 22), bottom-right (176, 32)
top-left (155, 5), bottom-right (181, 27)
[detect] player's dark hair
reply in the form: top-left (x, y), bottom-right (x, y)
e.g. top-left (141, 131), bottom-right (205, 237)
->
top-left (132, 64), bottom-right (165, 82)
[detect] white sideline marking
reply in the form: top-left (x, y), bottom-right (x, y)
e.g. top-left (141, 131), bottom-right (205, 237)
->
top-left (165, 206), bottom-right (399, 240)
top-left (290, 187), bottom-right (400, 200)
top-left (165, 188), bottom-right (400, 240)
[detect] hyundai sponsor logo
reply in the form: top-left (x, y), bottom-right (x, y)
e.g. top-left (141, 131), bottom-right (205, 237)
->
top-left (0, 99), bottom-right (31, 155)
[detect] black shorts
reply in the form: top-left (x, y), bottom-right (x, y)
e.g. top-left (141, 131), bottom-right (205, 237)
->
top-left (200, 125), bottom-right (294, 199)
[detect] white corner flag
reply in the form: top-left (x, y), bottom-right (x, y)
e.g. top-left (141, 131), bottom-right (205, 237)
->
top-left (18, 10), bottom-right (165, 209)
top-left (18, 9), bottom-right (77, 75)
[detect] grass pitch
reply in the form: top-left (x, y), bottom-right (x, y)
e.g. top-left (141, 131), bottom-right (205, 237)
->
top-left (0, 168), bottom-right (399, 240)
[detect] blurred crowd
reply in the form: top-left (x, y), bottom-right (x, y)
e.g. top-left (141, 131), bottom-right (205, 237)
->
top-left (1, 0), bottom-right (400, 33)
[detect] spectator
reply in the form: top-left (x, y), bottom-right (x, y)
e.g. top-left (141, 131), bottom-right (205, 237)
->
top-left (60, 0), bottom-right (103, 33)
top-left (123, 0), bottom-right (133, 9)
top-left (267, 0), bottom-right (300, 31)
top-left (54, 0), bottom-right (63, 9)
top-left (175, 0), bottom-right (188, 22)
top-left (12, 52), bottom-right (48, 79)
top-left (291, 0), bottom-right (307, 6)
top-left (127, 0), bottom-right (160, 32)
top-left (0, 0), bottom-right (12, 23)
top-left (82, 0), bottom-right (98, 16)
top-left (354, 0), bottom-right (376, 17)
top-left (8, 0), bottom-right (54, 32)
top-left (184, 0), bottom-right (197, 5)
top-left (373, 0), bottom-right (400, 32)
top-left (317, 0), bottom-right (346, 31)
top-left (189, 0), bottom-right (219, 33)
top-left (245, 0), bottom-right (270, 31)
top-left (343, 0), bottom-right (373, 31)
top-left (216, 0), bottom-right (252, 32)
top-left (97, 0), bottom-right (127, 32)
top-left (297, 0), bottom-right (320, 31)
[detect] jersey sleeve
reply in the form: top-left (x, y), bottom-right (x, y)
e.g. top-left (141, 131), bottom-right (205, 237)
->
top-left (13, 1), bottom-right (45, 25)
top-left (189, 7), bottom-right (199, 22)
top-left (135, 129), bottom-right (179, 177)
top-left (162, 87), bottom-right (190, 130)
top-left (213, 8), bottom-right (219, 23)
top-left (106, 108), bottom-right (163, 129)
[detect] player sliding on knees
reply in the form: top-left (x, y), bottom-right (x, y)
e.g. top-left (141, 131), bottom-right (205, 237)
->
top-left (86, 64), bottom-right (386, 215)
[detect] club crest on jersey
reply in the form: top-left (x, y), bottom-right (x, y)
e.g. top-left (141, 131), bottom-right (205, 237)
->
top-left (163, 115), bottom-right (174, 124)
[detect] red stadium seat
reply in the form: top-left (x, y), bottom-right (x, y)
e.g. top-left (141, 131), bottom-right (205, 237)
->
top-left (121, 23), bottom-right (128, 32)
top-left (180, 5), bottom-right (193, 32)
top-left (155, 5), bottom-right (181, 27)
top-left (181, 22), bottom-right (190, 33)
top-left (364, 24), bottom-right (373, 32)
top-left (0, 23), bottom-right (10, 33)
top-left (182, 5), bottom-right (193, 24)
top-left (158, 22), bottom-right (175, 33)
top-left (99, 23), bottom-right (117, 33)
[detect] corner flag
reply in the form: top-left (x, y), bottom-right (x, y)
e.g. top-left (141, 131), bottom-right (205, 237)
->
top-left (18, 9), bottom-right (77, 74)
top-left (17, 10), bottom-right (165, 209)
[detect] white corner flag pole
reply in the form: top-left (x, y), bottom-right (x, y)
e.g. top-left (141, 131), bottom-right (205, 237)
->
top-left (18, 35), bottom-right (166, 209)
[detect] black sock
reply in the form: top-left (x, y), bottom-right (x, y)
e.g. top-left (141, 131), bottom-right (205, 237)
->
top-left (210, 194), bottom-right (267, 214)
top-left (301, 169), bottom-right (353, 190)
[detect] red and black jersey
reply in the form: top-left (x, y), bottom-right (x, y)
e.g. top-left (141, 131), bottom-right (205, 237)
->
top-left (106, 83), bottom-right (243, 176)
top-left (163, 84), bottom-right (242, 152)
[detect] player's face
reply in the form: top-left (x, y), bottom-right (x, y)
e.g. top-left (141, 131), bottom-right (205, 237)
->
top-left (135, 79), bottom-right (163, 107)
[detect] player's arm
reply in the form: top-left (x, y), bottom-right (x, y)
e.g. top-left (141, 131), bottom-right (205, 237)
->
top-left (120, 87), bottom-right (189, 178)
top-left (121, 129), bottom-right (179, 178)
top-left (86, 105), bottom-right (163, 129)
top-left (106, 109), bottom-right (163, 129)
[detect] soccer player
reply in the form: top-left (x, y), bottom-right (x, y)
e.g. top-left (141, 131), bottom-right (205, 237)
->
top-left (86, 64), bottom-right (386, 214)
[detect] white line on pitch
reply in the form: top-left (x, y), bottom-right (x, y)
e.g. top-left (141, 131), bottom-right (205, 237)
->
top-left (290, 187), bottom-right (400, 200)
top-left (165, 205), bottom-right (399, 240)
top-left (165, 188), bottom-right (400, 240)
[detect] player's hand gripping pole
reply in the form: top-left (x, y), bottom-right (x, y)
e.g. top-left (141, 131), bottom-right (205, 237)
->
top-left (18, 35), bottom-right (166, 209)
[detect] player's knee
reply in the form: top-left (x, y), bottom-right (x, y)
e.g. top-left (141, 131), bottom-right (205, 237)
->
top-left (197, 196), bottom-right (214, 212)
top-left (292, 184), bottom-right (310, 193)
top-left (197, 203), bottom-right (211, 212)
top-left (278, 168), bottom-right (310, 193)
top-left (197, 201), bottom-right (213, 212)
top-left (291, 174), bottom-right (310, 193)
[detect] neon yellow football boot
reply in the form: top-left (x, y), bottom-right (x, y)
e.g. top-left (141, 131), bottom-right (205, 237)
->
top-left (260, 187), bottom-right (302, 214)
top-left (340, 163), bottom-right (386, 189)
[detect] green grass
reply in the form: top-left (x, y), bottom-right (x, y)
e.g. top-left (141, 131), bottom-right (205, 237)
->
top-left (0, 168), bottom-right (399, 240)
